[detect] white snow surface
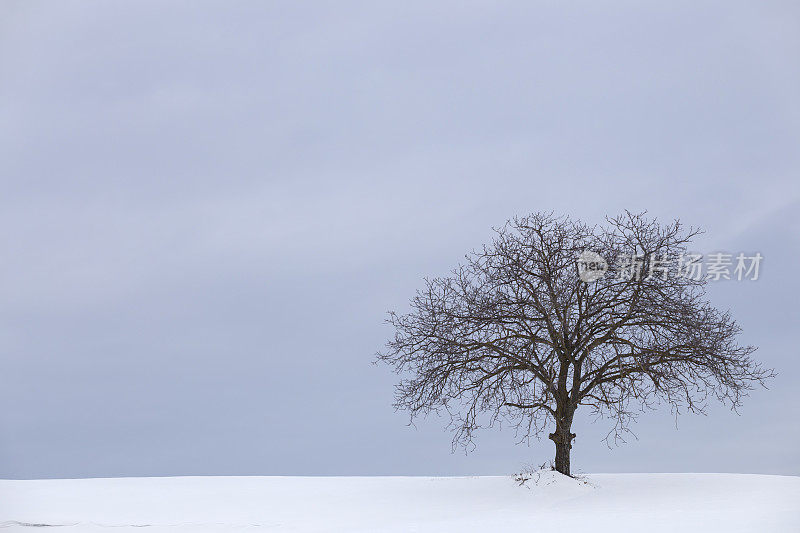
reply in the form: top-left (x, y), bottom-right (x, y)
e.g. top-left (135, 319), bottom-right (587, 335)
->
top-left (1, 472), bottom-right (798, 532)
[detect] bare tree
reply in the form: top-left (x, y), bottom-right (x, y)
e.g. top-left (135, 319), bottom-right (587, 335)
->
top-left (377, 212), bottom-right (773, 476)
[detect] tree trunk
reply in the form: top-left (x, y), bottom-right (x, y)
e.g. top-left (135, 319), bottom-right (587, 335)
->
top-left (549, 428), bottom-right (576, 476)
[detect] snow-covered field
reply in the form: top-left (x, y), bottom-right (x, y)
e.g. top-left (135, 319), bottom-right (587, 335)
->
top-left (1, 472), bottom-right (798, 532)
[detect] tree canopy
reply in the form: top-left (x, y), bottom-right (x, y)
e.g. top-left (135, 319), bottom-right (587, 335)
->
top-left (378, 212), bottom-right (773, 475)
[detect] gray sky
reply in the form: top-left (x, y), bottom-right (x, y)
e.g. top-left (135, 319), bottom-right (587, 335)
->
top-left (1, 1), bottom-right (798, 479)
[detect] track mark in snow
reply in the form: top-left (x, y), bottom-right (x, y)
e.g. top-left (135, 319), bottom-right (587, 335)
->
top-left (1, 522), bottom-right (281, 530)
top-left (0, 522), bottom-right (71, 528)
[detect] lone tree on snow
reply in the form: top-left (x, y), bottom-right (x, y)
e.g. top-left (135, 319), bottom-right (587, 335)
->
top-left (377, 212), bottom-right (772, 476)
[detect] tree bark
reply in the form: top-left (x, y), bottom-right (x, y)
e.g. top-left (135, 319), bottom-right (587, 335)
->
top-left (549, 427), bottom-right (575, 476)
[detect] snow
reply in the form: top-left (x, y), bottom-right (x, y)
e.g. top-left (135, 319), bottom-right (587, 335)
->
top-left (1, 472), bottom-right (798, 532)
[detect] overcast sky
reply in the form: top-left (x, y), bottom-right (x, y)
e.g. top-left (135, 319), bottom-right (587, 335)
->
top-left (1, 1), bottom-right (798, 479)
